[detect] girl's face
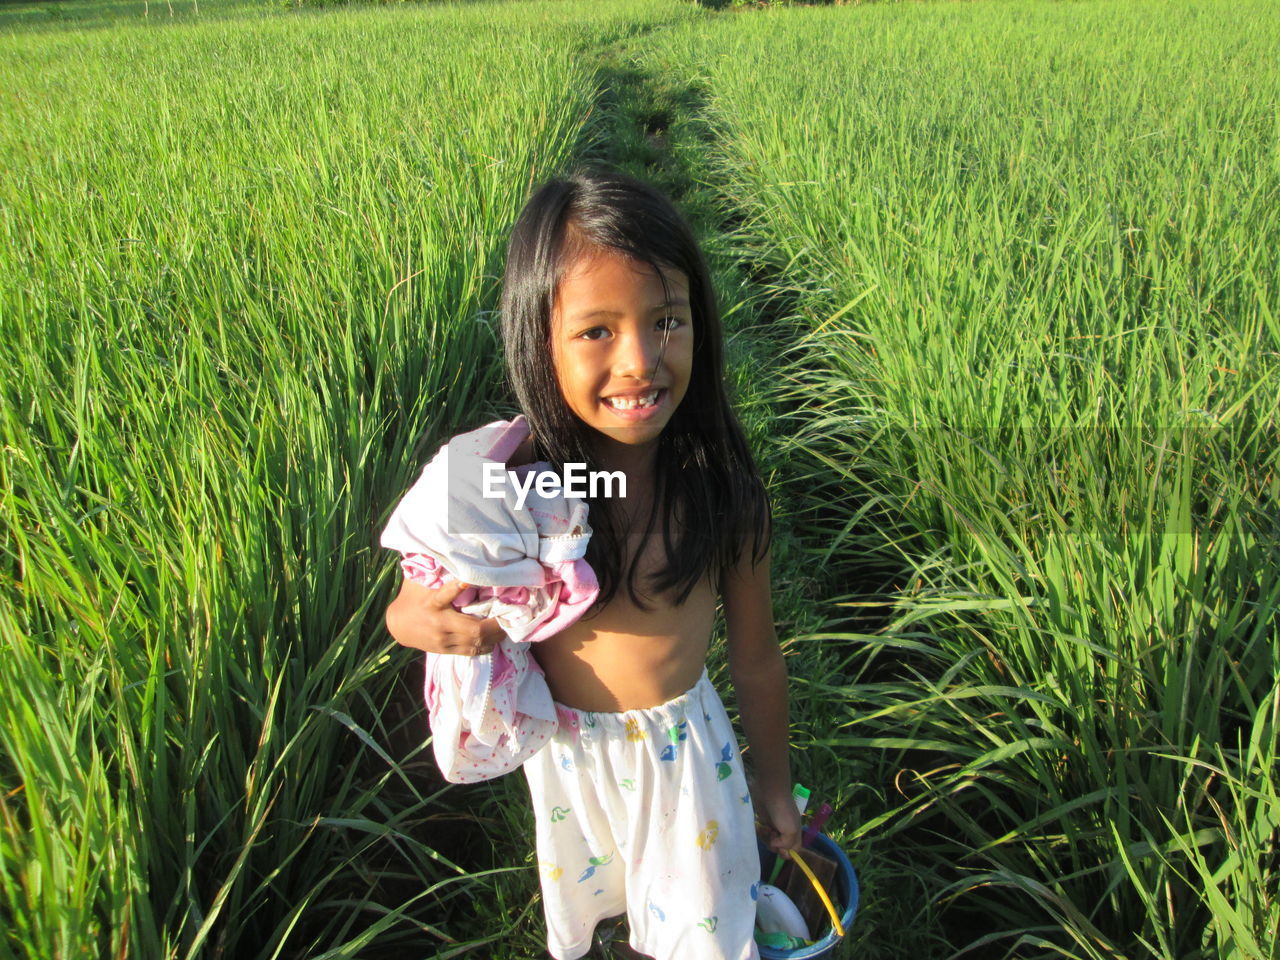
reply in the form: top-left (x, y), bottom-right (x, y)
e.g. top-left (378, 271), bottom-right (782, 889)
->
top-left (550, 247), bottom-right (693, 452)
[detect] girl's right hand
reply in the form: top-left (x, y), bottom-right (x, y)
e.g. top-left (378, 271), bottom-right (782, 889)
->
top-left (384, 577), bottom-right (504, 656)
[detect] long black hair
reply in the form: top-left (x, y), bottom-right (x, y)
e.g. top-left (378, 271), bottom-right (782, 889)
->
top-left (500, 168), bottom-right (770, 610)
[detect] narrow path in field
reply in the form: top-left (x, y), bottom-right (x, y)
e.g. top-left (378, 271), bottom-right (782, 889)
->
top-left (577, 26), bottom-right (840, 611)
top-left (459, 22), bottom-right (927, 958)
top-left (565, 26), bottom-right (944, 958)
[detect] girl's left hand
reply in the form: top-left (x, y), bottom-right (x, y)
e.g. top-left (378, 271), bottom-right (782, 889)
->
top-left (752, 779), bottom-right (803, 854)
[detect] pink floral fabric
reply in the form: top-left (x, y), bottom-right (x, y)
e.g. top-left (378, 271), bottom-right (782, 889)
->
top-left (381, 417), bottom-right (600, 783)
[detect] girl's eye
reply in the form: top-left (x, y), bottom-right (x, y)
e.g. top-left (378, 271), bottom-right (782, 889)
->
top-left (578, 327), bottom-right (609, 341)
top-left (657, 316), bottom-right (684, 331)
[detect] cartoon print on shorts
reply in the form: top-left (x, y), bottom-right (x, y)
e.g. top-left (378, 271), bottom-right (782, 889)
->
top-left (698, 916), bottom-right (719, 933)
top-left (624, 718), bottom-right (646, 742)
top-left (550, 805), bottom-right (571, 823)
top-left (577, 852), bottom-right (614, 883)
top-left (539, 862), bottom-right (563, 881)
top-left (659, 721), bottom-right (688, 762)
top-left (648, 900), bottom-right (666, 922)
top-left (750, 881), bottom-right (761, 901)
top-left (618, 778), bottom-right (636, 792)
top-left (559, 754), bottom-right (574, 772)
top-left (715, 742), bottom-right (734, 781)
top-left (696, 820), bottom-right (720, 850)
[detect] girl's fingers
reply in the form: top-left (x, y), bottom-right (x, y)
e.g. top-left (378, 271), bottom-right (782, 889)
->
top-left (443, 611), bottom-right (502, 655)
top-left (470, 617), bottom-right (503, 655)
top-left (431, 579), bottom-right (472, 607)
top-left (771, 827), bottom-right (802, 854)
top-left (456, 638), bottom-right (496, 656)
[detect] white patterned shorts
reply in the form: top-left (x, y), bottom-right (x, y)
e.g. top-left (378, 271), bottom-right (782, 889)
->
top-left (521, 669), bottom-right (761, 960)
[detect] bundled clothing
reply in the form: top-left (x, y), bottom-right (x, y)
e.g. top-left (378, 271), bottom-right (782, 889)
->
top-left (380, 416), bottom-right (598, 783)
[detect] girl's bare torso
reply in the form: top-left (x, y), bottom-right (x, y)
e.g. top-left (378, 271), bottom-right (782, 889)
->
top-left (511, 433), bottom-right (713, 712)
top-left (532, 540), bottom-right (716, 713)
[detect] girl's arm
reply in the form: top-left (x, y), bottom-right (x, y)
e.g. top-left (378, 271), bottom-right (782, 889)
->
top-left (722, 544), bottom-right (802, 854)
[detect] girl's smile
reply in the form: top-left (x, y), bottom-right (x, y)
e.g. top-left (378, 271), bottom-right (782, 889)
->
top-left (601, 386), bottom-right (667, 419)
top-left (551, 248), bottom-right (693, 453)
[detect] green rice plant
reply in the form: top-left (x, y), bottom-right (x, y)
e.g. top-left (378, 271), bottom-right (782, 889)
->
top-left (1137, 685), bottom-right (1279, 958)
top-left (640, 0), bottom-right (1280, 954)
top-left (0, 0), bottom-right (319, 33)
top-left (0, 1), bottom-right (692, 956)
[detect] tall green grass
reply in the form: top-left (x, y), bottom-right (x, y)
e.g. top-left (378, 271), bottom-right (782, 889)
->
top-left (0, 1), bottom-right (691, 956)
top-left (645, 1), bottom-right (1280, 955)
top-left (7, 0), bottom-right (1277, 956)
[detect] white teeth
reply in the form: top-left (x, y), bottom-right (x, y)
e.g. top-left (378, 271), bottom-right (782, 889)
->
top-left (605, 390), bottom-right (659, 410)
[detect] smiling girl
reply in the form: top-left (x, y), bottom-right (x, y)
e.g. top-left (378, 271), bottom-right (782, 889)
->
top-left (384, 170), bottom-right (798, 960)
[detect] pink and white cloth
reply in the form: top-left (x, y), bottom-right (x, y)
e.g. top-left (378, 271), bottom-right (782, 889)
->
top-left (380, 416), bottom-right (599, 783)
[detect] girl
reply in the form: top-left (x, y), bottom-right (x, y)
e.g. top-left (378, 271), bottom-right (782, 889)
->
top-left (384, 170), bottom-right (799, 960)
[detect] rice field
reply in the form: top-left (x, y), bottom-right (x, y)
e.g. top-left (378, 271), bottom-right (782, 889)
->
top-left (2, 0), bottom-right (1277, 958)
top-left (0, 1), bottom-right (690, 956)
top-left (640, 1), bottom-right (1280, 955)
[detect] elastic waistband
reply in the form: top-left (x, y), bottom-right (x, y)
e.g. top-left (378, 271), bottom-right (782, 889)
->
top-left (553, 668), bottom-right (713, 736)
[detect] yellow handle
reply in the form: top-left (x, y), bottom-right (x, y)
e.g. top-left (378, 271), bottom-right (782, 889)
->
top-left (784, 847), bottom-right (845, 939)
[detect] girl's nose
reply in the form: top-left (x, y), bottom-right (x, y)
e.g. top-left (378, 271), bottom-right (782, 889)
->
top-left (613, 329), bottom-right (665, 381)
